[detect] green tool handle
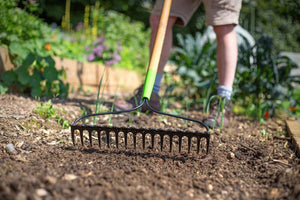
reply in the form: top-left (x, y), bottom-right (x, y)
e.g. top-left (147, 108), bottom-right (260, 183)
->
top-left (142, 0), bottom-right (172, 100)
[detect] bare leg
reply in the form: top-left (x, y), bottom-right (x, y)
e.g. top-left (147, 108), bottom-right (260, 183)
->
top-left (203, 25), bottom-right (238, 128)
top-left (150, 15), bottom-right (177, 74)
top-left (213, 25), bottom-right (238, 88)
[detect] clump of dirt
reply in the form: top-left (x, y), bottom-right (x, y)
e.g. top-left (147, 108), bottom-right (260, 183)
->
top-left (0, 93), bottom-right (299, 200)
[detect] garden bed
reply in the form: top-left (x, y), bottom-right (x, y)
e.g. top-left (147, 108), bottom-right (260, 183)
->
top-left (0, 93), bottom-right (300, 200)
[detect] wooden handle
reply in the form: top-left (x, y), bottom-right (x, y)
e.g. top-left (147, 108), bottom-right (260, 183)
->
top-left (142, 0), bottom-right (172, 99)
top-left (147, 0), bottom-right (172, 72)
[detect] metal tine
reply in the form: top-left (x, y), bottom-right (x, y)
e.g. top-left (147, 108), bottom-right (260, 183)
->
top-left (142, 133), bottom-right (146, 150)
top-left (80, 130), bottom-right (84, 145)
top-left (106, 132), bottom-right (110, 148)
top-left (178, 136), bottom-right (182, 153)
top-left (169, 135), bottom-right (173, 153)
top-left (188, 136), bottom-right (191, 153)
top-left (125, 132), bottom-right (128, 148)
top-left (89, 131), bottom-right (92, 145)
top-left (133, 133), bottom-right (137, 149)
top-left (197, 137), bottom-right (200, 154)
top-left (71, 130), bottom-right (75, 145)
top-left (151, 134), bottom-right (155, 149)
top-left (115, 132), bottom-right (119, 149)
top-left (206, 138), bottom-right (210, 154)
top-left (98, 131), bottom-right (101, 148)
top-left (160, 134), bottom-right (163, 151)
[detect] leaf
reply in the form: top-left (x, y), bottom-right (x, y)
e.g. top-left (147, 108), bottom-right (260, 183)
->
top-left (16, 66), bottom-right (31, 85)
top-left (43, 66), bottom-right (58, 82)
top-left (29, 75), bottom-right (41, 88)
top-left (0, 82), bottom-right (8, 94)
top-left (31, 87), bottom-right (42, 98)
top-left (1, 70), bottom-right (16, 85)
top-left (22, 53), bottom-right (36, 68)
top-left (9, 42), bottom-right (28, 59)
top-left (44, 56), bottom-right (55, 67)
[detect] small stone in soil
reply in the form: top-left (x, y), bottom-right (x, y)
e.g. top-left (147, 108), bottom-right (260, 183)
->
top-left (227, 152), bottom-right (235, 159)
top-left (6, 143), bottom-right (17, 155)
top-left (36, 188), bottom-right (48, 197)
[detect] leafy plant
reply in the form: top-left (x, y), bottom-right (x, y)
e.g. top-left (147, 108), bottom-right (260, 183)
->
top-left (69, 4), bottom-right (150, 72)
top-left (169, 32), bottom-right (217, 110)
top-left (235, 35), bottom-right (300, 120)
top-left (206, 95), bottom-right (228, 130)
top-left (0, 53), bottom-right (69, 98)
top-left (93, 70), bottom-right (106, 125)
top-left (33, 100), bottom-right (69, 129)
top-left (86, 37), bottom-right (121, 66)
top-left (0, 0), bottom-right (60, 65)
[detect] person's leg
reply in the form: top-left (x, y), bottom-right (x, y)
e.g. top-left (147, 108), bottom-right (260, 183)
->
top-left (148, 0), bottom-right (201, 94)
top-left (150, 15), bottom-right (177, 93)
top-left (113, 16), bottom-right (177, 112)
top-left (214, 24), bottom-right (238, 100)
top-left (202, 0), bottom-right (241, 128)
top-left (114, 0), bottom-right (201, 112)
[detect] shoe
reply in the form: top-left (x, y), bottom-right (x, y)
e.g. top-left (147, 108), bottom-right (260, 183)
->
top-left (113, 85), bottom-right (161, 112)
top-left (203, 96), bottom-right (232, 128)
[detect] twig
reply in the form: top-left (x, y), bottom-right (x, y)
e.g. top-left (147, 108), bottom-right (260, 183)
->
top-left (272, 159), bottom-right (292, 167)
top-left (240, 144), bottom-right (256, 153)
top-left (273, 135), bottom-right (291, 141)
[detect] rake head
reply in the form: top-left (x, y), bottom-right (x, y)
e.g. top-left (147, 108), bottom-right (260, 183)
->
top-left (71, 99), bottom-right (210, 154)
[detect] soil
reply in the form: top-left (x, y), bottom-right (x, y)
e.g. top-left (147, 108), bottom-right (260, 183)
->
top-left (1, 93), bottom-right (300, 200)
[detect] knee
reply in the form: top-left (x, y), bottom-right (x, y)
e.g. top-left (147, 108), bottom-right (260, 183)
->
top-left (150, 15), bottom-right (177, 30)
top-left (150, 15), bottom-right (160, 29)
top-left (213, 24), bottom-right (235, 38)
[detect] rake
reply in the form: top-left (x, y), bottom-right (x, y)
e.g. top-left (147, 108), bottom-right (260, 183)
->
top-left (70, 0), bottom-right (210, 154)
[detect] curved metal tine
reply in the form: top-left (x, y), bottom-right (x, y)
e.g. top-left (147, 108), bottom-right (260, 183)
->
top-left (98, 131), bottom-right (101, 148)
top-left (133, 133), bottom-right (137, 149)
top-left (80, 130), bottom-right (84, 145)
top-left (72, 99), bottom-right (147, 125)
top-left (188, 136), bottom-right (191, 153)
top-left (144, 99), bottom-right (209, 132)
top-left (71, 128), bottom-right (75, 145)
top-left (197, 137), bottom-right (200, 154)
top-left (115, 132), bottom-right (119, 149)
top-left (142, 133), bottom-right (146, 150)
top-left (169, 135), bottom-right (173, 153)
top-left (206, 137), bottom-right (210, 154)
top-left (160, 134), bottom-right (163, 151)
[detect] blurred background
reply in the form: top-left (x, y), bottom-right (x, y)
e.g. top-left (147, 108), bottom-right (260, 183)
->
top-left (0, 0), bottom-right (299, 121)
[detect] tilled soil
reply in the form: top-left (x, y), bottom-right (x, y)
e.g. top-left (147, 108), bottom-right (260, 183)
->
top-left (0, 93), bottom-right (300, 200)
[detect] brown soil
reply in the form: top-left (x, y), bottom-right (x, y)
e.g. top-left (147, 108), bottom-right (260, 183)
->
top-left (0, 93), bottom-right (300, 200)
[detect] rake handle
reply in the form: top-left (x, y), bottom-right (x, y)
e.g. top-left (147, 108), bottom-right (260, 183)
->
top-left (142, 0), bottom-right (172, 100)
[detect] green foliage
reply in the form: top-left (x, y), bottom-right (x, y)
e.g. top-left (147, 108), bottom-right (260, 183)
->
top-left (0, 53), bottom-right (69, 98)
top-left (72, 7), bottom-right (150, 72)
top-left (93, 71), bottom-right (106, 125)
top-left (170, 32), bottom-right (217, 109)
top-left (0, 1), bottom-right (56, 62)
top-left (235, 35), bottom-right (300, 120)
top-left (170, 31), bottom-right (299, 121)
top-left (34, 100), bottom-right (69, 129)
top-left (0, 82), bottom-right (8, 94)
top-left (206, 95), bottom-right (228, 130)
top-left (240, 0), bottom-right (300, 52)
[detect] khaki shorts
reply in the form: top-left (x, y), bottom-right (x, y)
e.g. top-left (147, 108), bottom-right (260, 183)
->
top-left (152, 0), bottom-right (242, 26)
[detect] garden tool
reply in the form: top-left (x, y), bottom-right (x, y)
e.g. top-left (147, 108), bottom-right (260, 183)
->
top-left (70, 0), bottom-right (210, 154)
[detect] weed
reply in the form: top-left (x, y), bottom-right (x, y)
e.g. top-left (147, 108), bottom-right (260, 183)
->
top-left (93, 69), bottom-right (106, 125)
top-left (206, 95), bottom-right (227, 130)
top-left (33, 100), bottom-right (69, 129)
top-left (108, 93), bottom-right (117, 127)
top-left (261, 129), bottom-right (271, 138)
